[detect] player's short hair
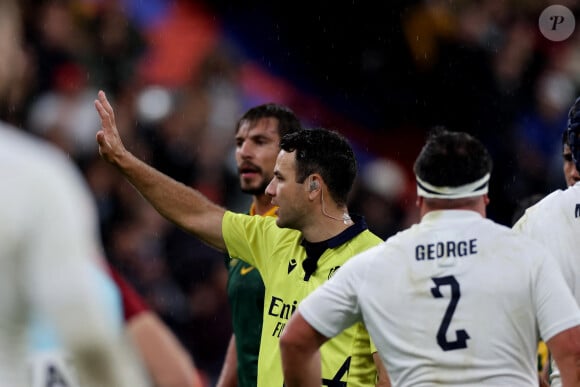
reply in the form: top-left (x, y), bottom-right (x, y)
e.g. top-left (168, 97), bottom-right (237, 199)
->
top-left (235, 103), bottom-right (302, 139)
top-left (414, 127), bottom-right (492, 196)
top-left (280, 128), bottom-right (357, 205)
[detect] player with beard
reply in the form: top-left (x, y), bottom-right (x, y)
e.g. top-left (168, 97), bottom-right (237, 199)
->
top-left (217, 104), bottom-right (301, 387)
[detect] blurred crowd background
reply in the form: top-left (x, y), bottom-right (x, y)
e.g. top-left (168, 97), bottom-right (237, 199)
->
top-left (8, 0), bottom-right (580, 384)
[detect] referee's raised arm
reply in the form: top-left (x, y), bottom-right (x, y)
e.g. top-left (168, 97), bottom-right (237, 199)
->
top-left (95, 90), bottom-right (227, 251)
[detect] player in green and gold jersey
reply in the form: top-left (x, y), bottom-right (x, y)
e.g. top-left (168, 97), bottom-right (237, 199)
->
top-left (219, 104), bottom-right (301, 387)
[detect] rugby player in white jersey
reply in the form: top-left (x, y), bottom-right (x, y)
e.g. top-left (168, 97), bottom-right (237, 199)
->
top-left (280, 127), bottom-right (580, 387)
top-left (0, 1), bottom-right (148, 385)
top-left (513, 96), bottom-right (580, 387)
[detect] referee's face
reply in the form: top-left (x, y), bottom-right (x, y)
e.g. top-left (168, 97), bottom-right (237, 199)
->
top-left (266, 150), bottom-right (309, 230)
top-left (235, 117), bottom-right (281, 197)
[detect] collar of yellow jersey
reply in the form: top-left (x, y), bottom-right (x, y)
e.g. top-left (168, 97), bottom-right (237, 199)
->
top-left (249, 203), bottom-right (278, 217)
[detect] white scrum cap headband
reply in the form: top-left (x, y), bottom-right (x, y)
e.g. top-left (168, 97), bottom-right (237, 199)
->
top-left (416, 173), bottom-right (490, 199)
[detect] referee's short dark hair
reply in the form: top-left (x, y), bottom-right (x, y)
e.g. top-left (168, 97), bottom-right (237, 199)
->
top-left (281, 128), bottom-right (357, 206)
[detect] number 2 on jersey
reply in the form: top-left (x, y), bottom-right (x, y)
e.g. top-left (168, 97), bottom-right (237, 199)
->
top-left (431, 276), bottom-right (470, 351)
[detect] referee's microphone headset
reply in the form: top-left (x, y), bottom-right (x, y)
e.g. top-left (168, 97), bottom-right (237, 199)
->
top-left (308, 177), bottom-right (352, 225)
top-left (309, 178), bottom-right (319, 191)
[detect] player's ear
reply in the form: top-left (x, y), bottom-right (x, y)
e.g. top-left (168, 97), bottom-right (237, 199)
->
top-left (483, 194), bottom-right (490, 206)
top-left (416, 196), bottom-right (423, 208)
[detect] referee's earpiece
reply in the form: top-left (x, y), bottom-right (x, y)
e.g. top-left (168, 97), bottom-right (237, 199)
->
top-left (309, 178), bottom-right (319, 192)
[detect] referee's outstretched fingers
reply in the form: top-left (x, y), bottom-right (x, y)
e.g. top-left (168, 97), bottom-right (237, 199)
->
top-left (94, 90), bottom-right (127, 165)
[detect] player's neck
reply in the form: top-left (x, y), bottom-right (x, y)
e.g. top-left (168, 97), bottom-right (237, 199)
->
top-left (419, 195), bottom-right (488, 218)
top-left (251, 194), bottom-right (276, 216)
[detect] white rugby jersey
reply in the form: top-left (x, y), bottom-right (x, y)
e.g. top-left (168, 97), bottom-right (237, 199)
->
top-left (300, 210), bottom-right (580, 386)
top-left (0, 124), bottom-right (147, 386)
top-left (513, 184), bottom-right (580, 302)
top-left (513, 183), bottom-right (580, 387)
top-left (27, 264), bottom-right (124, 387)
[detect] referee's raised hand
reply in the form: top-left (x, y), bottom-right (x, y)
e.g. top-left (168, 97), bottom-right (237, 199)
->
top-left (95, 90), bottom-right (127, 166)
